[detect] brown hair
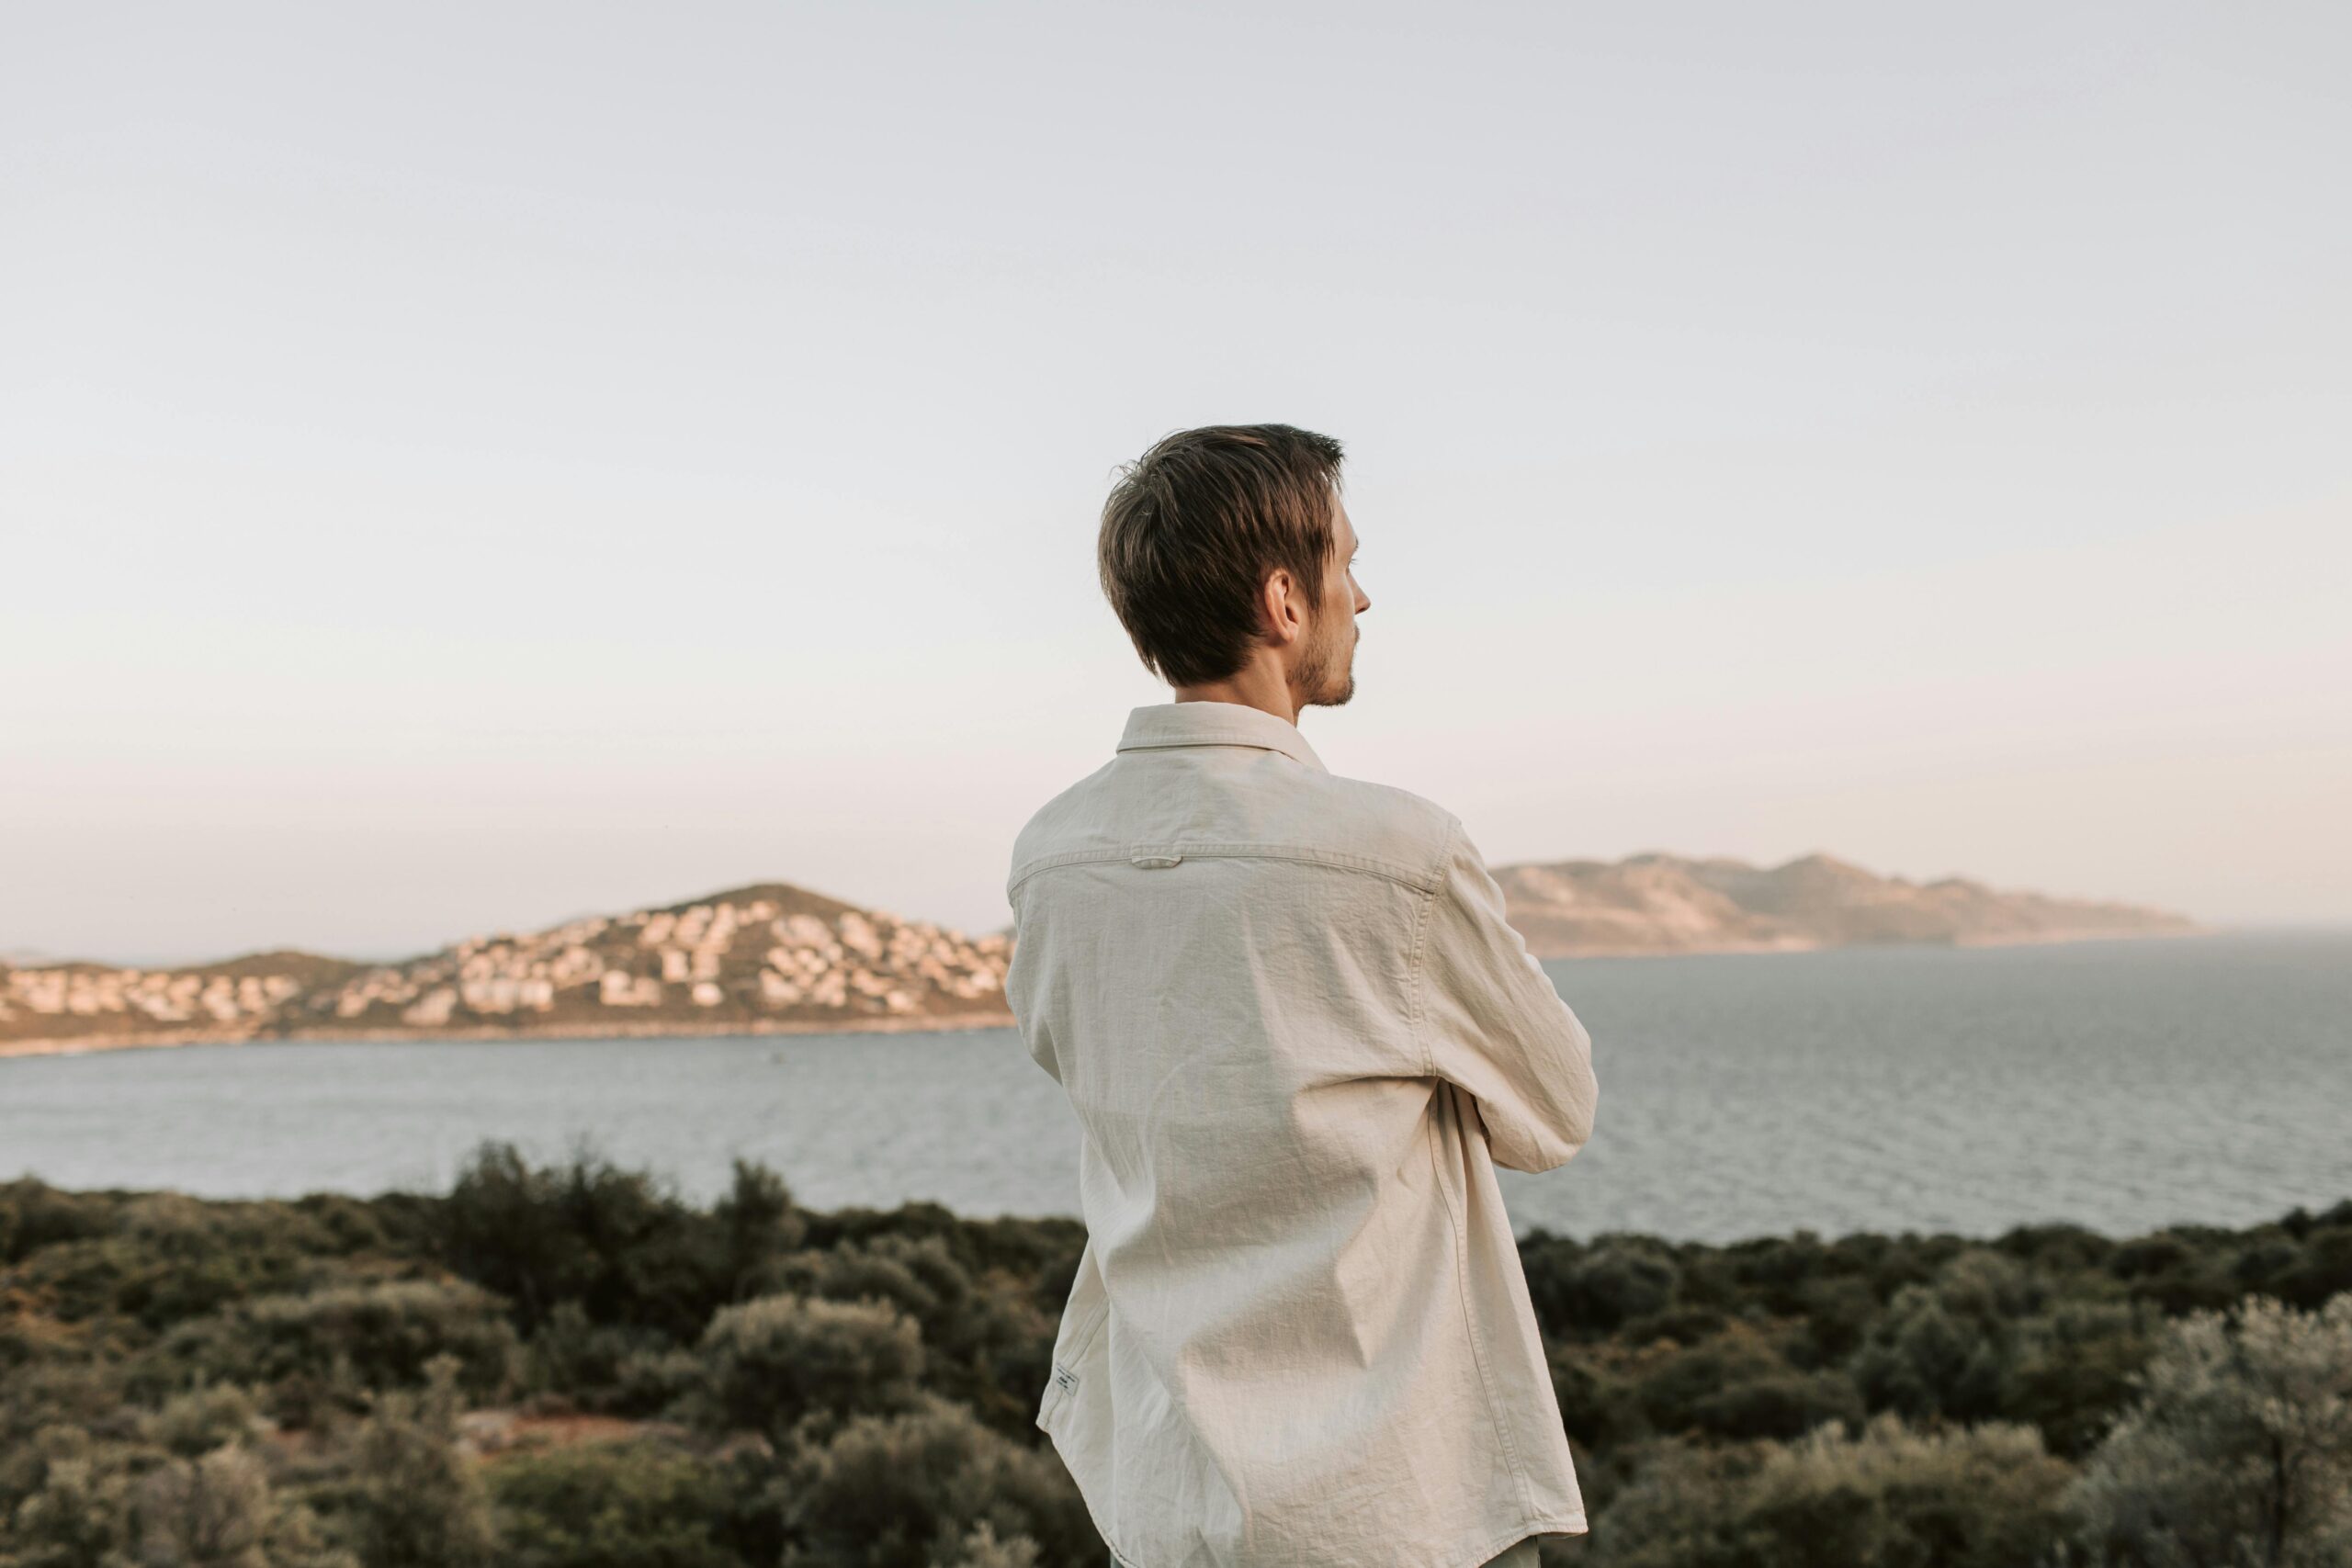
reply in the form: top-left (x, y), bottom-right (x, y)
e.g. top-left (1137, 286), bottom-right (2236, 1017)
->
top-left (1096, 423), bottom-right (1346, 687)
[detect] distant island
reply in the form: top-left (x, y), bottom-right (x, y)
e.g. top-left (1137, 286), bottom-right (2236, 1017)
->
top-left (0, 855), bottom-right (2199, 1055)
top-left (1493, 851), bottom-right (2201, 958)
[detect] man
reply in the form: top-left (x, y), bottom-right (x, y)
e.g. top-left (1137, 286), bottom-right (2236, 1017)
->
top-left (1004, 424), bottom-right (1599, 1568)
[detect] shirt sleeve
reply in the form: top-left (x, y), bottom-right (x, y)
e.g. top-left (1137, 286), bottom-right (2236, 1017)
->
top-left (1002, 891), bottom-right (1062, 1085)
top-left (1416, 815), bottom-right (1599, 1173)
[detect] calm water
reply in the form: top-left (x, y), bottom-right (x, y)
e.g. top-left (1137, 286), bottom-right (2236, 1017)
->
top-left (3, 932), bottom-right (2345, 1243)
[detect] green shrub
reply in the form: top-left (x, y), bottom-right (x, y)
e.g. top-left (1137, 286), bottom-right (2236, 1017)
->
top-left (2070, 1292), bottom-right (2352, 1568)
top-left (0, 1364), bottom-right (131, 1467)
top-left (523, 1302), bottom-right (690, 1417)
top-left (130, 1442), bottom-right (354, 1568)
top-left (1997, 1300), bottom-right (2156, 1460)
top-left (155, 1280), bottom-right (518, 1413)
top-left (334, 1356), bottom-right (498, 1568)
top-left (1849, 1283), bottom-right (2007, 1424)
top-left (1590, 1415), bottom-right (2073, 1568)
top-left (0, 1425), bottom-right (132, 1567)
top-left (693, 1293), bottom-right (923, 1442)
top-left (0, 1180), bottom-right (114, 1264)
top-left (145, 1385), bottom-right (263, 1459)
top-left (489, 1440), bottom-right (744, 1568)
top-left (775, 1232), bottom-right (1049, 1435)
top-left (775, 1395), bottom-right (1093, 1568)
top-left (438, 1143), bottom-right (681, 1335)
top-left (10, 1193), bottom-right (343, 1334)
top-left (436, 1145), bottom-right (797, 1340)
top-left (1525, 1237), bottom-right (1679, 1337)
top-left (1634, 1327), bottom-right (1862, 1443)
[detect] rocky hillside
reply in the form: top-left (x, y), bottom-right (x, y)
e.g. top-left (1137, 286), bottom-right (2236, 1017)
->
top-left (0, 882), bottom-right (1012, 1054)
top-left (1491, 852), bottom-right (2200, 957)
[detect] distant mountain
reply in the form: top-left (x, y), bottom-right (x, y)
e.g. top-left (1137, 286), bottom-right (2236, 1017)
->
top-left (1490, 852), bottom-right (2200, 958)
top-left (0, 881), bottom-right (1012, 1055)
top-left (0, 857), bottom-right (2200, 1055)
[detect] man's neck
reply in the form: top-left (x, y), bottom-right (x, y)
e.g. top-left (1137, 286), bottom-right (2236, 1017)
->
top-left (1170, 661), bottom-right (1301, 727)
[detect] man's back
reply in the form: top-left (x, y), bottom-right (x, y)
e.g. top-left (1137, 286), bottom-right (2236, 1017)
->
top-left (1005, 699), bottom-right (1599, 1568)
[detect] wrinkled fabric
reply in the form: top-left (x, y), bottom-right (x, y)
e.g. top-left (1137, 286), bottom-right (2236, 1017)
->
top-left (1006, 700), bottom-right (1600, 1568)
top-left (1114, 1533), bottom-right (1538, 1568)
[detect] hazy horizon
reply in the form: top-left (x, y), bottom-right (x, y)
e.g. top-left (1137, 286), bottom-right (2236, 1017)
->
top-left (6, 2), bottom-right (2346, 962)
top-left (17, 856), bottom-right (2335, 975)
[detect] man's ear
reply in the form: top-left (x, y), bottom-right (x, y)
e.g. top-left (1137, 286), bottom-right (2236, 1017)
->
top-left (1262, 569), bottom-right (1302, 646)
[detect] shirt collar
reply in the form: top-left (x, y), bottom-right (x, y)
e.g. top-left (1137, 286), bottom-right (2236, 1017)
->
top-left (1115, 700), bottom-right (1329, 773)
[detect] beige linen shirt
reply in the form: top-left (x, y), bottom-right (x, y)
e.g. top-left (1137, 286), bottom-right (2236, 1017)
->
top-left (1005, 700), bottom-right (1600, 1568)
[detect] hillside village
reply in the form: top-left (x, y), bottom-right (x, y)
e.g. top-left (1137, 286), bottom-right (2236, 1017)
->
top-left (0, 882), bottom-right (1012, 1053)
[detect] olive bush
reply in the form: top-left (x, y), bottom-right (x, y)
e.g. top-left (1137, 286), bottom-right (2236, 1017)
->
top-left (2070, 1293), bottom-right (2352, 1568)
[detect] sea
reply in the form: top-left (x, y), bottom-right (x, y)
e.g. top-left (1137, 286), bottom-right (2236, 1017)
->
top-left (3, 931), bottom-right (2346, 1244)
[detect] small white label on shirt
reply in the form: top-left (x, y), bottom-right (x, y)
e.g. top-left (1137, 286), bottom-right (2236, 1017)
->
top-left (1053, 1361), bottom-right (1080, 1393)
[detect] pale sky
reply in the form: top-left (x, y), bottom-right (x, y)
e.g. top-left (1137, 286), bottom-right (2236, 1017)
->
top-left (4, 2), bottom-right (2346, 964)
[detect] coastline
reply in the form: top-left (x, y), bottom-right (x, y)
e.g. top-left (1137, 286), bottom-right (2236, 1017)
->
top-left (0, 1007), bottom-right (1021, 1061)
top-left (1529, 922), bottom-right (2210, 962)
top-left (2, 924), bottom-right (2215, 1062)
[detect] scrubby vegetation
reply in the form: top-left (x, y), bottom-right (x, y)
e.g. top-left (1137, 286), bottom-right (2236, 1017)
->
top-left (3, 1146), bottom-right (2347, 1566)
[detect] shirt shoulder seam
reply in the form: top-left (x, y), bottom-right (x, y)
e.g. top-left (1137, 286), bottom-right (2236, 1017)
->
top-left (1008, 840), bottom-right (1441, 898)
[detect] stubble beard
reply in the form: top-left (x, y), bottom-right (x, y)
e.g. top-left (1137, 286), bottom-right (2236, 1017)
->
top-left (1296, 614), bottom-right (1357, 711)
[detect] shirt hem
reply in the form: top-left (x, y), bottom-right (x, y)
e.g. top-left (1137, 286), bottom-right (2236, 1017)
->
top-left (1040, 1325), bottom-right (1591, 1568)
top-left (1083, 1499), bottom-right (1590, 1568)
top-left (1455, 1517), bottom-right (1592, 1562)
